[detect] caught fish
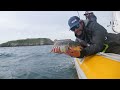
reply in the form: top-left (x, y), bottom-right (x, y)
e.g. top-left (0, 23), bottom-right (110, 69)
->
top-left (51, 39), bottom-right (83, 53)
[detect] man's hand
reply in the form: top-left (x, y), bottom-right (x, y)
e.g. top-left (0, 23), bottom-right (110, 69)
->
top-left (79, 40), bottom-right (88, 47)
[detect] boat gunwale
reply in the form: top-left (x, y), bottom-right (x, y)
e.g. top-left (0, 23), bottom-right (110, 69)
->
top-left (97, 52), bottom-right (120, 62)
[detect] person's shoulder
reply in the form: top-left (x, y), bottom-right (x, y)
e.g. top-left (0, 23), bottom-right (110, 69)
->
top-left (85, 20), bottom-right (96, 27)
top-left (87, 21), bottom-right (102, 30)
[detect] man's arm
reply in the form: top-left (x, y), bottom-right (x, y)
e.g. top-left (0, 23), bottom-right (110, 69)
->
top-left (81, 22), bottom-right (107, 57)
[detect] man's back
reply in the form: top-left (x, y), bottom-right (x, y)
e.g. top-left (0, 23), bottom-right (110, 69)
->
top-left (105, 33), bottom-right (120, 54)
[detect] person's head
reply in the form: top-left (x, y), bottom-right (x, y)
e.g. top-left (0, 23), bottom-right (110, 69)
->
top-left (68, 16), bottom-right (84, 36)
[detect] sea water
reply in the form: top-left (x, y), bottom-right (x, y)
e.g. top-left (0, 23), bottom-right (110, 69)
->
top-left (0, 45), bottom-right (78, 79)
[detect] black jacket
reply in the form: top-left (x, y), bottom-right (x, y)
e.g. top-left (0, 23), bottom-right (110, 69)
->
top-left (104, 33), bottom-right (120, 54)
top-left (75, 20), bottom-right (107, 57)
top-left (87, 14), bottom-right (97, 22)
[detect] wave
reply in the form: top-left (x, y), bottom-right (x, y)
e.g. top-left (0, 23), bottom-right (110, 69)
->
top-left (0, 53), bottom-right (15, 58)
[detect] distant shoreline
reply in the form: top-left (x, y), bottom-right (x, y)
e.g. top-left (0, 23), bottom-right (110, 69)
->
top-left (0, 38), bottom-right (54, 47)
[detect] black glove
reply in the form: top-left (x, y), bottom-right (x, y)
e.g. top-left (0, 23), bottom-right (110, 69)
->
top-left (79, 40), bottom-right (88, 48)
top-left (79, 49), bottom-right (86, 58)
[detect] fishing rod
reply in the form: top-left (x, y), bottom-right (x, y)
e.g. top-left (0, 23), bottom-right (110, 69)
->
top-left (77, 11), bottom-right (80, 18)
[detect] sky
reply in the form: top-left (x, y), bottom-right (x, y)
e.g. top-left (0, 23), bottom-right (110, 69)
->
top-left (0, 11), bottom-right (114, 44)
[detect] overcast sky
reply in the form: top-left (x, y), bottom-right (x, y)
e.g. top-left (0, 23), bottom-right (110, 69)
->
top-left (0, 11), bottom-right (113, 44)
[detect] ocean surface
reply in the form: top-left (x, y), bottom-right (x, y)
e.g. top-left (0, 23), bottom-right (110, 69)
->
top-left (0, 45), bottom-right (78, 79)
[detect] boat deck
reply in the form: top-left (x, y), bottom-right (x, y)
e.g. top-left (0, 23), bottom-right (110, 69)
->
top-left (74, 52), bottom-right (120, 79)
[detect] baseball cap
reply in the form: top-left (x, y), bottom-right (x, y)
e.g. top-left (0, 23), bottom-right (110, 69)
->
top-left (68, 16), bottom-right (80, 30)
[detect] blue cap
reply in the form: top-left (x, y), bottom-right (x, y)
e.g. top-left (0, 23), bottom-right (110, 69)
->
top-left (68, 16), bottom-right (80, 30)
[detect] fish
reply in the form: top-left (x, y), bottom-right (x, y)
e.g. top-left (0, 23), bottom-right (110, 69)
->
top-left (51, 39), bottom-right (83, 53)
